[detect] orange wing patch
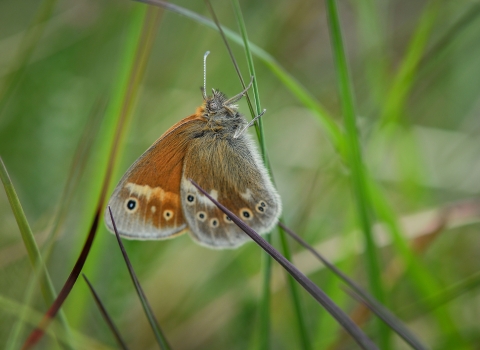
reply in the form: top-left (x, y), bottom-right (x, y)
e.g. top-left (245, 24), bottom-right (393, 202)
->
top-left (105, 114), bottom-right (206, 240)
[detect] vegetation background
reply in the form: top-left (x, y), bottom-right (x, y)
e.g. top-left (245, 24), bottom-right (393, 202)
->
top-left (0, 0), bottom-right (479, 349)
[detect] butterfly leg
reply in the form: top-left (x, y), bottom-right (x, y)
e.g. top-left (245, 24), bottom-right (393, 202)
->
top-left (233, 109), bottom-right (267, 139)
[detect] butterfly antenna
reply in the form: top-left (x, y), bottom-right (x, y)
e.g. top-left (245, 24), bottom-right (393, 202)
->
top-left (233, 109), bottom-right (267, 139)
top-left (202, 51), bottom-right (210, 100)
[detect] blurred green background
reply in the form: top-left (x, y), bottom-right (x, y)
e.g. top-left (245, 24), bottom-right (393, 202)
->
top-left (1, 0), bottom-right (480, 349)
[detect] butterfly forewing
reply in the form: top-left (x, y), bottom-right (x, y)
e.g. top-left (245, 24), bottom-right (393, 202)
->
top-left (105, 115), bottom-right (205, 240)
top-left (180, 132), bottom-right (281, 248)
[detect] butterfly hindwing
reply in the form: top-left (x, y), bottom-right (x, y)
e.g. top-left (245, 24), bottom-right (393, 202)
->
top-left (180, 131), bottom-right (281, 248)
top-left (105, 115), bottom-right (205, 240)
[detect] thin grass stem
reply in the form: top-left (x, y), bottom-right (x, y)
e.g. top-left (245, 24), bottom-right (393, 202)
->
top-left (108, 208), bottom-right (171, 350)
top-left (231, 2), bottom-right (311, 348)
top-left (324, 0), bottom-right (389, 348)
top-left (83, 275), bottom-right (129, 350)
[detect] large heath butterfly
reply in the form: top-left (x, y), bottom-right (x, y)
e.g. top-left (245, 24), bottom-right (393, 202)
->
top-left (104, 53), bottom-right (281, 248)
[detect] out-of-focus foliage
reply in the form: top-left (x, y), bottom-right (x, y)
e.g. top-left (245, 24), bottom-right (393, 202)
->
top-left (1, 0), bottom-right (480, 349)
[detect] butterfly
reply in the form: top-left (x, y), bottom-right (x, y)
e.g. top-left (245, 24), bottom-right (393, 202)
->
top-left (104, 55), bottom-right (281, 249)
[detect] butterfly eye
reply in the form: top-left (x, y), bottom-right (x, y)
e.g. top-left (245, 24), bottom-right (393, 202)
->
top-left (240, 208), bottom-right (253, 220)
top-left (163, 210), bottom-right (174, 221)
top-left (186, 194), bottom-right (196, 205)
top-left (209, 101), bottom-right (218, 110)
top-left (125, 198), bottom-right (139, 213)
top-left (210, 218), bottom-right (219, 228)
top-left (197, 211), bottom-right (207, 222)
top-left (224, 214), bottom-right (233, 223)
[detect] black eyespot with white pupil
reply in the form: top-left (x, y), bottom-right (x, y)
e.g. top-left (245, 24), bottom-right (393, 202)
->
top-left (163, 210), bottom-right (174, 221)
top-left (256, 201), bottom-right (267, 213)
top-left (240, 208), bottom-right (253, 220)
top-left (125, 198), bottom-right (138, 213)
top-left (127, 200), bottom-right (136, 210)
top-left (187, 194), bottom-right (195, 203)
top-left (197, 211), bottom-right (207, 222)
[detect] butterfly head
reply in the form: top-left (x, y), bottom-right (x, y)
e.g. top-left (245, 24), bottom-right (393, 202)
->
top-left (202, 89), bottom-right (239, 119)
top-left (198, 76), bottom-right (254, 134)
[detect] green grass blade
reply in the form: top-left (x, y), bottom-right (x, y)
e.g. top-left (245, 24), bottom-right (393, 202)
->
top-left (0, 158), bottom-right (56, 303)
top-left (324, 1), bottom-right (389, 348)
top-left (231, 0), bottom-right (265, 151)
top-left (381, 2), bottom-right (439, 125)
top-left (277, 225), bottom-right (312, 350)
top-left (232, 0), bottom-right (312, 349)
top-left (0, 157), bottom-right (73, 349)
top-left (231, 2), bottom-right (311, 348)
top-left (230, 1), bottom-right (274, 347)
top-left (230, 3), bottom-right (273, 349)
top-left (257, 248), bottom-right (273, 350)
